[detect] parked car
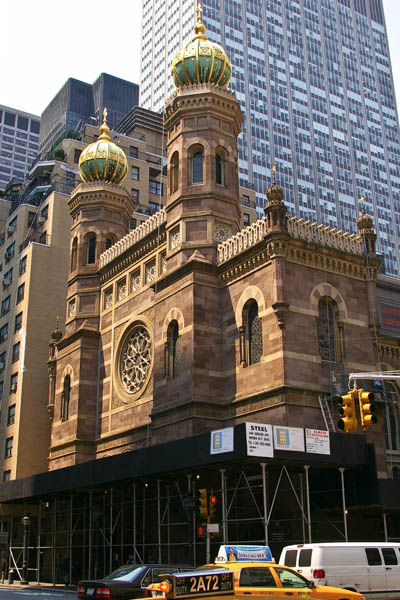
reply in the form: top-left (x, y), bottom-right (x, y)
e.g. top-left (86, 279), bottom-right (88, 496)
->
top-left (77, 563), bottom-right (190, 599)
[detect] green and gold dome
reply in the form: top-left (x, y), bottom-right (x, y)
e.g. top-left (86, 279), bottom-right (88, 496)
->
top-left (171, 5), bottom-right (232, 89)
top-left (78, 108), bottom-right (128, 185)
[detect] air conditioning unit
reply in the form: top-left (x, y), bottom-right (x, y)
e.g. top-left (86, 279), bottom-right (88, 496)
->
top-left (10, 383), bottom-right (17, 393)
top-left (7, 226), bottom-right (16, 234)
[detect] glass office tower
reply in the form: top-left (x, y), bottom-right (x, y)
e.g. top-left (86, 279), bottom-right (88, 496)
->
top-left (140, 0), bottom-right (400, 276)
top-left (39, 75), bottom-right (139, 156)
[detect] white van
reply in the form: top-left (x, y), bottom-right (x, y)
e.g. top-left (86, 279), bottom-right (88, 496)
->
top-left (279, 542), bottom-right (400, 600)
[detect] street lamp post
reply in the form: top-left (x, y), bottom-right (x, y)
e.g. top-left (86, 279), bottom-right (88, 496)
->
top-left (21, 515), bottom-right (30, 585)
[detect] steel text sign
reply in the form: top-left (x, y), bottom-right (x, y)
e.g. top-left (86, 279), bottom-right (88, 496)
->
top-left (246, 422), bottom-right (274, 457)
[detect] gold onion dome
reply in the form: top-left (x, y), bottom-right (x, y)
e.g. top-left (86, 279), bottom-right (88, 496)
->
top-left (357, 197), bottom-right (373, 231)
top-left (266, 167), bottom-right (284, 204)
top-left (78, 108), bottom-right (128, 185)
top-left (171, 4), bottom-right (232, 89)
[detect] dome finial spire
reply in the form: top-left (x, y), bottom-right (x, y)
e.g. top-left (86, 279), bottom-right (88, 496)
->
top-left (99, 107), bottom-right (110, 140)
top-left (194, 2), bottom-right (206, 37)
top-left (360, 195), bottom-right (365, 214)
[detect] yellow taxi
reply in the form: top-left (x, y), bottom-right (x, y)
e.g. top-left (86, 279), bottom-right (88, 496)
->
top-left (204, 559), bottom-right (364, 600)
top-left (148, 546), bottom-right (364, 600)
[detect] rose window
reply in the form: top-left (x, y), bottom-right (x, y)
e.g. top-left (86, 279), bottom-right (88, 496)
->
top-left (120, 326), bottom-right (152, 393)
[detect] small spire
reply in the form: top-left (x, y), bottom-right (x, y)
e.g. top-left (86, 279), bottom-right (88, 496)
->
top-left (360, 196), bottom-right (365, 215)
top-left (272, 165), bottom-right (276, 185)
top-left (194, 2), bottom-right (206, 36)
top-left (99, 107), bottom-right (111, 140)
top-left (55, 315), bottom-right (59, 333)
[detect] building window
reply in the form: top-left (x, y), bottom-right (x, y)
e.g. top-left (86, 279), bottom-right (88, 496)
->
top-left (191, 149), bottom-right (204, 184)
top-left (40, 205), bottom-right (48, 222)
top-left (9, 374), bottom-right (17, 394)
top-left (130, 146), bottom-right (138, 158)
top-left (131, 166), bottom-right (140, 181)
top-left (106, 237), bottom-right (114, 250)
top-left (7, 404), bottom-right (16, 425)
top-left (131, 189), bottom-right (139, 203)
top-left (3, 471), bottom-right (11, 482)
top-left (71, 238), bottom-right (77, 271)
top-left (215, 149), bottom-right (227, 186)
top-left (243, 213), bottom-right (250, 227)
top-left (1, 296), bottom-right (10, 315)
top-left (16, 283), bottom-right (25, 303)
top-left (165, 320), bottom-right (182, 378)
top-left (240, 300), bottom-right (263, 367)
top-left (317, 298), bottom-right (338, 362)
top-left (39, 231), bottom-right (47, 244)
top-left (19, 256), bottom-right (27, 275)
top-left (170, 152), bottom-right (179, 193)
top-left (14, 312), bottom-right (22, 332)
top-left (0, 324), bottom-right (8, 344)
top-left (149, 180), bottom-right (163, 196)
top-left (0, 353), bottom-right (6, 371)
top-left (130, 218), bottom-right (137, 230)
top-left (0, 381), bottom-right (3, 398)
top-left (8, 217), bottom-right (17, 236)
top-left (3, 267), bottom-right (12, 287)
top-left (5, 242), bottom-right (15, 262)
top-left (12, 342), bottom-right (20, 363)
top-left (87, 235), bottom-right (96, 265)
top-left (5, 437), bottom-right (13, 458)
top-left (61, 375), bottom-right (70, 421)
top-left (74, 149), bottom-right (82, 163)
top-left (27, 212), bottom-right (36, 227)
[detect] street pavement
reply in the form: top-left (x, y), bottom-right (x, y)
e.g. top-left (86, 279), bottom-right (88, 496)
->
top-left (0, 583), bottom-right (76, 598)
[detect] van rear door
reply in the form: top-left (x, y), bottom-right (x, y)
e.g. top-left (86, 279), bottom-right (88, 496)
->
top-left (365, 547), bottom-right (387, 599)
top-left (381, 547), bottom-right (400, 599)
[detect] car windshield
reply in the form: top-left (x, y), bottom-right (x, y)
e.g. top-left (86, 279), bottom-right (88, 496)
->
top-left (104, 565), bottom-right (145, 582)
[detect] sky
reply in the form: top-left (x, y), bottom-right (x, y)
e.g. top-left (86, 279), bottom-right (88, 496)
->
top-left (2, 0), bottom-right (400, 118)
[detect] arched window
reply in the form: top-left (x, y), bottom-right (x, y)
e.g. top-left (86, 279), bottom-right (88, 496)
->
top-left (215, 149), bottom-right (227, 185)
top-left (70, 237), bottom-right (77, 271)
top-left (170, 151), bottom-right (179, 193)
top-left (165, 320), bottom-right (182, 378)
top-left (106, 237), bottom-right (113, 250)
top-left (240, 300), bottom-right (263, 366)
top-left (87, 234), bottom-right (96, 265)
top-left (61, 375), bottom-right (70, 421)
top-left (317, 298), bottom-right (338, 362)
top-left (190, 147), bottom-right (203, 184)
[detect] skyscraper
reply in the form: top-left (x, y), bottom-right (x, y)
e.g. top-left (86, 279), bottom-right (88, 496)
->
top-left (39, 74), bottom-right (139, 156)
top-left (140, 0), bottom-right (400, 276)
top-left (0, 105), bottom-right (40, 191)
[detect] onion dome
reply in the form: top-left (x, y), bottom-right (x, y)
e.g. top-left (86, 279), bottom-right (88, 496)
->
top-left (51, 317), bottom-right (62, 342)
top-left (171, 5), bottom-right (232, 89)
top-left (357, 198), bottom-right (373, 231)
top-left (266, 166), bottom-right (284, 204)
top-left (79, 108), bottom-right (128, 185)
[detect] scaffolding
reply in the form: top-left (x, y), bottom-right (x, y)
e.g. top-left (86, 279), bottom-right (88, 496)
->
top-left (0, 460), bottom-right (397, 583)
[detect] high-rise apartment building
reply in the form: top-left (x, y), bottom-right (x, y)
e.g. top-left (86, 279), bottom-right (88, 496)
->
top-left (140, 0), bottom-right (400, 276)
top-left (0, 105), bottom-right (40, 191)
top-left (39, 74), bottom-right (139, 156)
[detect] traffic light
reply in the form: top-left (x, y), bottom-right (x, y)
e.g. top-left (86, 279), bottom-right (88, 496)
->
top-left (337, 390), bottom-right (358, 432)
top-left (196, 489), bottom-right (208, 518)
top-left (208, 492), bottom-right (217, 521)
top-left (197, 525), bottom-right (206, 538)
top-left (358, 389), bottom-right (378, 431)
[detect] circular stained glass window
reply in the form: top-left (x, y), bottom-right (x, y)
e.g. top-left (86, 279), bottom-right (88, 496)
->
top-left (120, 325), bottom-right (152, 394)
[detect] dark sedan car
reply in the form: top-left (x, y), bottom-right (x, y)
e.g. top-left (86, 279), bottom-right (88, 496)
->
top-left (77, 564), bottom-right (189, 599)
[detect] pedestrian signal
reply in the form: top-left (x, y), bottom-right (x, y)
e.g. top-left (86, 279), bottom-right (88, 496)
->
top-left (337, 390), bottom-right (358, 432)
top-left (358, 389), bottom-right (378, 431)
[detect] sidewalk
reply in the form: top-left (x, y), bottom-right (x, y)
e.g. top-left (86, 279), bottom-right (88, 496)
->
top-left (0, 581), bottom-right (77, 593)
